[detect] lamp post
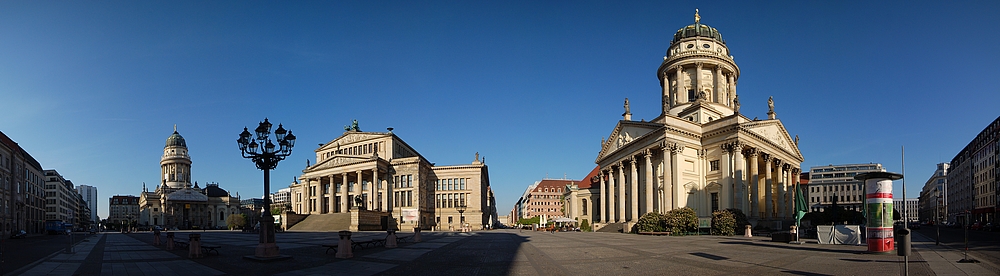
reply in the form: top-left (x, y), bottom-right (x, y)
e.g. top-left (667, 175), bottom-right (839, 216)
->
top-left (456, 204), bottom-right (467, 232)
top-left (237, 118), bottom-right (296, 259)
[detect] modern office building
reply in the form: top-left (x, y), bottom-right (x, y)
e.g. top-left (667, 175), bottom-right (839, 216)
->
top-left (806, 164), bottom-right (885, 212)
top-left (585, 11), bottom-right (805, 232)
top-left (77, 184), bottom-right (99, 224)
top-left (919, 163), bottom-right (948, 224)
top-left (947, 115), bottom-right (999, 225)
top-left (894, 198), bottom-right (919, 223)
top-left (43, 170), bottom-right (80, 224)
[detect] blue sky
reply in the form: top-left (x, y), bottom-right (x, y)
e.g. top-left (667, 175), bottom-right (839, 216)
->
top-left (2, 1), bottom-right (998, 219)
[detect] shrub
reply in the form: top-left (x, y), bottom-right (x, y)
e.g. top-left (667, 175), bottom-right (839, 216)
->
top-left (636, 212), bottom-right (666, 232)
top-left (580, 219), bottom-right (591, 232)
top-left (726, 208), bottom-right (750, 234)
top-left (226, 214), bottom-right (246, 230)
top-left (664, 207), bottom-right (698, 234)
top-left (711, 210), bottom-right (736, 236)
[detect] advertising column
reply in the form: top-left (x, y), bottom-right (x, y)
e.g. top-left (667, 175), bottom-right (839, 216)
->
top-left (855, 172), bottom-right (903, 254)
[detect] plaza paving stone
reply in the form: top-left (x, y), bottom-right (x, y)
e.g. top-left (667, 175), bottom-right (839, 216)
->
top-left (7, 229), bottom-right (997, 275)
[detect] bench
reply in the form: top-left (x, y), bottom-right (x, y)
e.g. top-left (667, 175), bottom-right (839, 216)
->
top-left (394, 235), bottom-right (411, 244)
top-left (201, 245), bottom-right (221, 255)
top-left (322, 244), bottom-right (339, 254)
top-left (352, 239), bottom-right (386, 249)
top-left (637, 232), bottom-right (673, 236)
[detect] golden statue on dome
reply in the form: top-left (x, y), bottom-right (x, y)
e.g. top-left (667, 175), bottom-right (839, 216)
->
top-left (695, 9), bottom-right (700, 23)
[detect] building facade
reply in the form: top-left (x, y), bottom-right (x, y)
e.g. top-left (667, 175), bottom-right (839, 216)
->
top-left (807, 164), bottom-right (885, 212)
top-left (585, 12), bottom-right (804, 231)
top-left (0, 131), bottom-right (47, 235)
top-left (520, 179), bottom-right (578, 223)
top-left (290, 126), bottom-right (495, 231)
top-left (919, 163), bottom-right (948, 224)
top-left (894, 198), bottom-right (919, 223)
top-left (43, 170), bottom-right (79, 224)
top-left (77, 184), bottom-right (99, 224)
top-left (947, 115), bottom-right (999, 225)
top-left (138, 127), bottom-right (240, 229)
top-left (108, 195), bottom-right (139, 226)
top-left (563, 167), bottom-right (600, 227)
top-left (271, 187), bottom-right (292, 212)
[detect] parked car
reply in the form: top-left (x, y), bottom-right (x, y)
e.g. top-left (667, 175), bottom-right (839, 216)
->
top-left (9, 230), bottom-right (27, 239)
top-left (984, 223), bottom-right (996, 232)
top-left (970, 222), bottom-right (982, 231)
top-left (908, 222), bottom-right (921, 230)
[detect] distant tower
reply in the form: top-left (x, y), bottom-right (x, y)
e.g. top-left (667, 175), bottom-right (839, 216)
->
top-left (161, 125), bottom-right (192, 188)
top-left (658, 10), bottom-right (740, 120)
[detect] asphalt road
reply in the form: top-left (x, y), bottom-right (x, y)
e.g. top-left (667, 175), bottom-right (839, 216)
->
top-left (0, 232), bottom-right (95, 275)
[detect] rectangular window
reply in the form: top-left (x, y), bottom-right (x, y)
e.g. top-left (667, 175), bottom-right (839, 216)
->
top-left (460, 178), bottom-right (466, 190)
top-left (710, 160), bottom-right (720, 171)
top-left (407, 175), bottom-right (413, 188)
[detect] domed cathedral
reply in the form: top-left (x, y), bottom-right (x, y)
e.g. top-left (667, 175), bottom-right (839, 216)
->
top-left (591, 10), bottom-right (804, 231)
top-left (139, 126), bottom-right (240, 230)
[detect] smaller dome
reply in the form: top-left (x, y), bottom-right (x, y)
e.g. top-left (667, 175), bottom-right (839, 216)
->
top-left (166, 188), bottom-right (208, 202)
top-left (204, 185), bottom-right (229, 197)
top-left (671, 23), bottom-right (725, 45)
top-left (166, 131), bottom-right (186, 148)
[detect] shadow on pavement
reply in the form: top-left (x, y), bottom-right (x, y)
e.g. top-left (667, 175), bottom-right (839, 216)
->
top-left (718, 240), bottom-right (863, 254)
top-left (378, 232), bottom-right (528, 276)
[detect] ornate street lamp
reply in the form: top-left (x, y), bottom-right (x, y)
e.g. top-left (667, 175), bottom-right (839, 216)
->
top-left (237, 118), bottom-right (295, 259)
top-left (456, 204), bottom-right (467, 231)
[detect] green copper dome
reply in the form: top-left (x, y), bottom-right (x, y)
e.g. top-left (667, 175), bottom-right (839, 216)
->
top-left (165, 131), bottom-right (186, 148)
top-left (671, 23), bottom-right (725, 45)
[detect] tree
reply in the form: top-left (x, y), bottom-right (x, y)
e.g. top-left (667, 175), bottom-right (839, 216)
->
top-left (517, 216), bottom-right (540, 226)
top-left (664, 207), bottom-right (698, 234)
top-left (711, 210), bottom-right (736, 236)
top-left (580, 219), bottom-right (591, 232)
top-left (226, 214), bottom-right (246, 230)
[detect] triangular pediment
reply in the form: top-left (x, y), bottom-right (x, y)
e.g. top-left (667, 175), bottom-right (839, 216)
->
top-left (742, 120), bottom-right (803, 160)
top-left (596, 121), bottom-right (662, 161)
top-left (317, 131), bottom-right (387, 152)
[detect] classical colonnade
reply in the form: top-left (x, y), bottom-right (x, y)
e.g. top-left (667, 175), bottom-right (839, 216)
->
top-left (299, 167), bottom-right (390, 214)
top-left (598, 141), bottom-right (800, 224)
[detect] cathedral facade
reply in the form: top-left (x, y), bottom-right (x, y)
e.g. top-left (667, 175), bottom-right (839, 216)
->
top-left (139, 127), bottom-right (240, 229)
top-left (588, 12), bottom-right (804, 230)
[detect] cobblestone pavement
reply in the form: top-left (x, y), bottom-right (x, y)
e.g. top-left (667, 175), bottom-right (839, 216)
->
top-left (6, 229), bottom-right (997, 275)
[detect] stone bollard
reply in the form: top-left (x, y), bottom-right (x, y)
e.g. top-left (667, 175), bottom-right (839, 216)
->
top-left (413, 227), bottom-right (422, 243)
top-left (744, 225), bottom-right (753, 237)
top-left (166, 232), bottom-right (175, 250)
top-left (188, 234), bottom-right (202, 258)
top-left (335, 231), bottom-right (353, 259)
top-left (153, 231), bottom-right (161, 245)
top-left (789, 225), bottom-right (797, 241)
top-left (385, 229), bottom-right (398, 248)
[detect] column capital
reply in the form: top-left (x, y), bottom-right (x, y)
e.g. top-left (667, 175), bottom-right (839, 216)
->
top-left (673, 65), bottom-right (684, 72)
top-left (772, 158), bottom-right (783, 167)
top-left (792, 168), bottom-right (800, 175)
top-left (782, 163), bottom-right (792, 171)
top-left (629, 156), bottom-right (637, 165)
top-left (761, 153), bottom-right (772, 163)
top-left (744, 147), bottom-right (758, 157)
top-left (643, 149), bottom-right (653, 159)
top-left (695, 62), bottom-right (704, 68)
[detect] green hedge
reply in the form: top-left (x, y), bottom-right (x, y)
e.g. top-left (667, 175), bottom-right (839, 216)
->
top-left (664, 207), bottom-right (698, 234)
top-left (726, 208), bottom-right (749, 234)
top-left (636, 212), bottom-right (666, 232)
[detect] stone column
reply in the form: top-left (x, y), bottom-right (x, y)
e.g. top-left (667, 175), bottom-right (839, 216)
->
top-left (728, 73), bottom-right (736, 105)
top-left (607, 167), bottom-right (616, 223)
top-left (662, 71), bottom-right (671, 110)
top-left (644, 150), bottom-right (654, 215)
top-left (713, 66), bottom-right (722, 103)
top-left (675, 65), bottom-right (685, 103)
top-left (762, 154), bottom-right (773, 219)
top-left (599, 171), bottom-right (607, 223)
top-left (746, 148), bottom-right (759, 218)
top-left (355, 171), bottom-right (363, 209)
top-left (779, 164), bottom-right (789, 219)
top-left (630, 157), bottom-right (639, 221)
top-left (372, 168), bottom-right (379, 210)
top-left (720, 144), bottom-right (732, 210)
top-left (732, 143), bottom-right (745, 211)
top-left (661, 143), bottom-right (671, 212)
top-left (341, 173), bottom-right (349, 212)
top-left (670, 144), bottom-right (684, 209)
top-left (617, 161), bottom-right (626, 223)
top-left (384, 174), bottom-right (393, 212)
top-left (694, 62), bottom-right (704, 100)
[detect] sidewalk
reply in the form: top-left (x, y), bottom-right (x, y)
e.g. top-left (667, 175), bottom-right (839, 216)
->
top-left (911, 231), bottom-right (998, 276)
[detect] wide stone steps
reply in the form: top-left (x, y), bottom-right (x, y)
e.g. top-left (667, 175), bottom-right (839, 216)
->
top-left (288, 213), bottom-right (353, 231)
top-left (596, 222), bottom-right (624, 233)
